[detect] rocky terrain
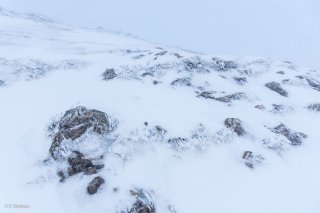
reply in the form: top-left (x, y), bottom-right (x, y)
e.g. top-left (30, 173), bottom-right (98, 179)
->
top-left (0, 7), bottom-right (320, 213)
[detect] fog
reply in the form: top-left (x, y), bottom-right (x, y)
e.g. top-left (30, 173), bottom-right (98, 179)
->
top-left (2, 0), bottom-right (320, 69)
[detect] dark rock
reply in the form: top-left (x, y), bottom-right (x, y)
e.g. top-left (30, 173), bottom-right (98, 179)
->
top-left (276, 71), bottom-right (285, 75)
top-left (254, 105), bottom-right (266, 110)
top-left (129, 189), bottom-right (155, 213)
top-left (243, 151), bottom-right (253, 160)
top-left (0, 80), bottom-right (5, 86)
top-left (307, 103), bottom-right (320, 111)
top-left (224, 118), bottom-right (246, 136)
top-left (171, 78), bottom-right (191, 86)
top-left (87, 176), bottom-right (105, 195)
top-left (67, 151), bottom-right (104, 176)
top-left (215, 92), bottom-right (246, 103)
top-left (102, 68), bottom-right (117, 80)
top-left (50, 106), bottom-right (109, 159)
top-left (282, 79), bottom-right (290, 84)
top-left (242, 151), bottom-right (264, 169)
top-left (270, 124), bottom-right (307, 146)
top-left (168, 137), bottom-right (189, 151)
top-left (153, 80), bottom-right (160, 85)
top-left (141, 72), bottom-right (154, 77)
top-left (233, 77), bottom-right (247, 85)
top-left (305, 78), bottom-right (320, 91)
top-left (155, 50), bottom-right (167, 56)
top-left (197, 91), bottom-right (246, 103)
top-left (173, 53), bottom-right (183, 59)
top-left (144, 122), bottom-right (149, 126)
top-left (212, 57), bottom-right (237, 71)
top-left (133, 54), bottom-right (145, 59)
top-left (265, 81), bottom-right (288, 97)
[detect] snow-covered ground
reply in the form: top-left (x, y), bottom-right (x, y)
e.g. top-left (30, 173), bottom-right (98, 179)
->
top-left (0, 7), bottom-right (320, 213)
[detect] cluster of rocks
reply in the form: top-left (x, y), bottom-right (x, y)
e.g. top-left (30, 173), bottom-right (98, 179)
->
top-left (49, 106), bottom-right (110, 194)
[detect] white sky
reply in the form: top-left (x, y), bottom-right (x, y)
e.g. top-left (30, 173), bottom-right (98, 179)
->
top-left (1, 0), bottom-right (320, 69)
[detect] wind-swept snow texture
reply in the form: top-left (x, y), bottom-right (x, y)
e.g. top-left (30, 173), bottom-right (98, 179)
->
top-left (0, 7), bottom-right (320, 213)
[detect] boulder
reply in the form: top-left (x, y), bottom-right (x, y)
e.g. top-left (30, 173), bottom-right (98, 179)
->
top-left (265, 81), bottom-right (288, 97)
top-left (87, 176), bottom-right (105, 195)
top-left (270, 124), bottom-right (307, 146)
top-left (50, 106), bottom-right (109, 159)
top-left (224, 118), bottom-right (246, 136)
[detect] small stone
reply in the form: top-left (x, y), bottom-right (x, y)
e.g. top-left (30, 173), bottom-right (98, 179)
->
top-left (87, 176), bottom-right (105, 195)
top-left (276, 71), bottom-right (285, 75)
top-left (57, 171), bottom-right (66, 182)
top-left (224, 118), bottom-right (246, 136)
top-left (102, 68), bottom-right (117, 80)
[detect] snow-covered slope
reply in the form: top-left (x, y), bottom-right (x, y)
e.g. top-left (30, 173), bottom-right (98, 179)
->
top-left (1, 7), bottom-right (320, 213)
